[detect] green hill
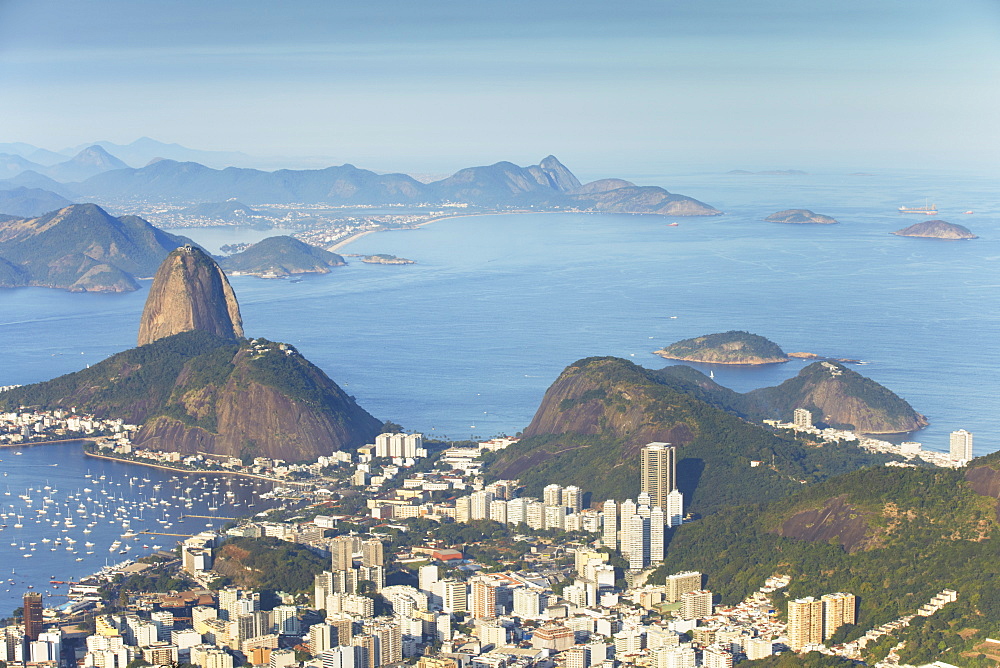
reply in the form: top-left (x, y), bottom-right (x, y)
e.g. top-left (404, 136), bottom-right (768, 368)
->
top-left (487, 357), bottom-right (897, 515)
top-left (654, 331), bottom-right (789, 365)
top-left (218, 236), bottom-right (345, 277)
top-left (0, 203), bottom-right (192, 291)
top-left (0, 330), bottom-right (382, 461)
top-left (651, 454), bottom-right (1000, 665)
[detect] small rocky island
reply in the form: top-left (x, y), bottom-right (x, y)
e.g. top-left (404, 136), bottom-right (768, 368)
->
top-left (892, 220), bottom-right (977, 240)
top-left (654, 330), bottom-right (789, 365)
top-left (765, 209), bottom-right (838, 224)
top-left (361, 254), bottom-right (415, 265)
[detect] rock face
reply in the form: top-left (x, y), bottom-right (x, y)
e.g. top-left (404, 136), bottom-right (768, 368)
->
top-left (654, 331), bottom-right (789, 365)
top-left (765, 209), bottom-right (838, 224)
top-left (138, 245), bottom-right (243, 346)
top-left (132, 339), bottom-right (382, 461)
top-left (893, 220), bottom-right (977, 240)
top-left (748, 361), bottom-right (928, 433)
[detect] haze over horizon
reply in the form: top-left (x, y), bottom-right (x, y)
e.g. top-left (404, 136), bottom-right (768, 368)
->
top-left (1, 0), bottom-right (998, 175)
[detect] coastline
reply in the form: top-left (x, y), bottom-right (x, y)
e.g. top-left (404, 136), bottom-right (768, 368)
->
top-left (653, 353), bottom-right (790, 365)
top-left (328, 210), bottom-right (585, 251)
top-left (1, 437), bottom-right (96, 449)
top-left (83, 449), bottom-right (310, 486)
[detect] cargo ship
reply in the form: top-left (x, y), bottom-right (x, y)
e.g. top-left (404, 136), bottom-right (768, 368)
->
top-left (899, 201), bottom-right (938, 215)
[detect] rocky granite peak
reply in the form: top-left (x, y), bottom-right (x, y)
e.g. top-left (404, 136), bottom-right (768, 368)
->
top-left (137, 244), bottom-right (243, 346)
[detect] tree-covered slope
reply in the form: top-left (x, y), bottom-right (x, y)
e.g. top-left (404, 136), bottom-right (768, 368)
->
top-left (0, 203), bottom-right (192, 291)
top-left (487, 357), bottom-right (896, 515)
top-left (652, 361), bottom-right (928, 434)
top-left (650, 454), bottom-right (1000, 664)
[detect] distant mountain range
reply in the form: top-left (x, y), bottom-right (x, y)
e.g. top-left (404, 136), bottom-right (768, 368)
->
top-left (70, 154), bottom-right (720, 214)
top-left (0, 145), bottom-right (128, 183)
top-left (0, 138), bottom-right (254, 170)
top-left (0, 139), bottom-right (721, 215)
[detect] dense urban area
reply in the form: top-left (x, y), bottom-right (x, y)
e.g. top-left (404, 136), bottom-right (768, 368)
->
top-left (0, 407), bottom-right (980, 668)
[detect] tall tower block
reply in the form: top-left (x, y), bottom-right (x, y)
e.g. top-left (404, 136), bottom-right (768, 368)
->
top-left (641, 442), bottom-right (677, 510)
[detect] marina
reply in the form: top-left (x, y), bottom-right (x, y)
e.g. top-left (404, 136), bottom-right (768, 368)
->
top-left (0, 441), bottom-right (279, 615)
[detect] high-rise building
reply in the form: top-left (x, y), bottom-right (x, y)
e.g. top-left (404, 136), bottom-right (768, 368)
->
top-left (438, 580), bottom-right (468, 614)
top-left (470, 578), bottom-right (498, 620)
top-left (512, 588), bottom-right (544, 618)
top-left (665, 571), bottom-right (702, 602)
top-left (792, 408), bottom-right (813, 428)
top-left (23, 592), bottom-right (43, 641)
top-left (702, 645), bottom-right (733, 668)
top-left (330, 536), bottom-right (355, 571)
top-left (787, 597), bottom-right (823, 650)
top-left (418, 564), bottom-right (439, 593)
top-left (361, 539), bottom-right (384, 567)
top-left (627, 513), bottom-right (648, 570)
top-left (641, 443), bottom-right (677, 510)
top-left (679, 590), bottom-right (713, 619)
top-left (562, 486), bottom-right (583, 513)
top-left (320, 646), bottom-right (356, 668)
top-left (489, 499), bottom-right (507, 524)
top-left (665, 489), bottom-right (684, 527)
top-left (821, 593), bottom-right (857, 640)
top-left (602, 499), bottom-right (617, 550)
top-left (543, 484), bottom-right (563, 507)
top-left (650, 506), bottom-right (665, 563)
top-left (310, 624), bottom-right (337, 655)
top-left (950, 429), bottom-right (974, 463)
top-left (650, 645), bottom-right (696, 668)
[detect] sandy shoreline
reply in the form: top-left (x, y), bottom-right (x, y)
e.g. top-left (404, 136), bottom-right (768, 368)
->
top-left (328, 210), bottom-right (580, 252)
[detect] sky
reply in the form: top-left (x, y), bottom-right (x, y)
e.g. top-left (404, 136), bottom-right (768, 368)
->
top-left (1, 0), bottom-right (999, 174)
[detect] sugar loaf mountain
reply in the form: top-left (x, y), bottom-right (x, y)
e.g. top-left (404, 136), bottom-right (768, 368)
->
top-left (0, 246), bottom-right (381, 461)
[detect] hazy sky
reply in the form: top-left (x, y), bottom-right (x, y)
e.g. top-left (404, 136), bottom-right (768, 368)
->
top-left (1, 0), bottom-right (998, 173)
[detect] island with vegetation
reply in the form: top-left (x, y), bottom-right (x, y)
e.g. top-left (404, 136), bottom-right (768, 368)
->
top-left (765, 209), bottom-right (838, 224)
top-left (893, 220), bottom-right (977, 240)
top-left (654, 330), bottom-right (790, 365)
